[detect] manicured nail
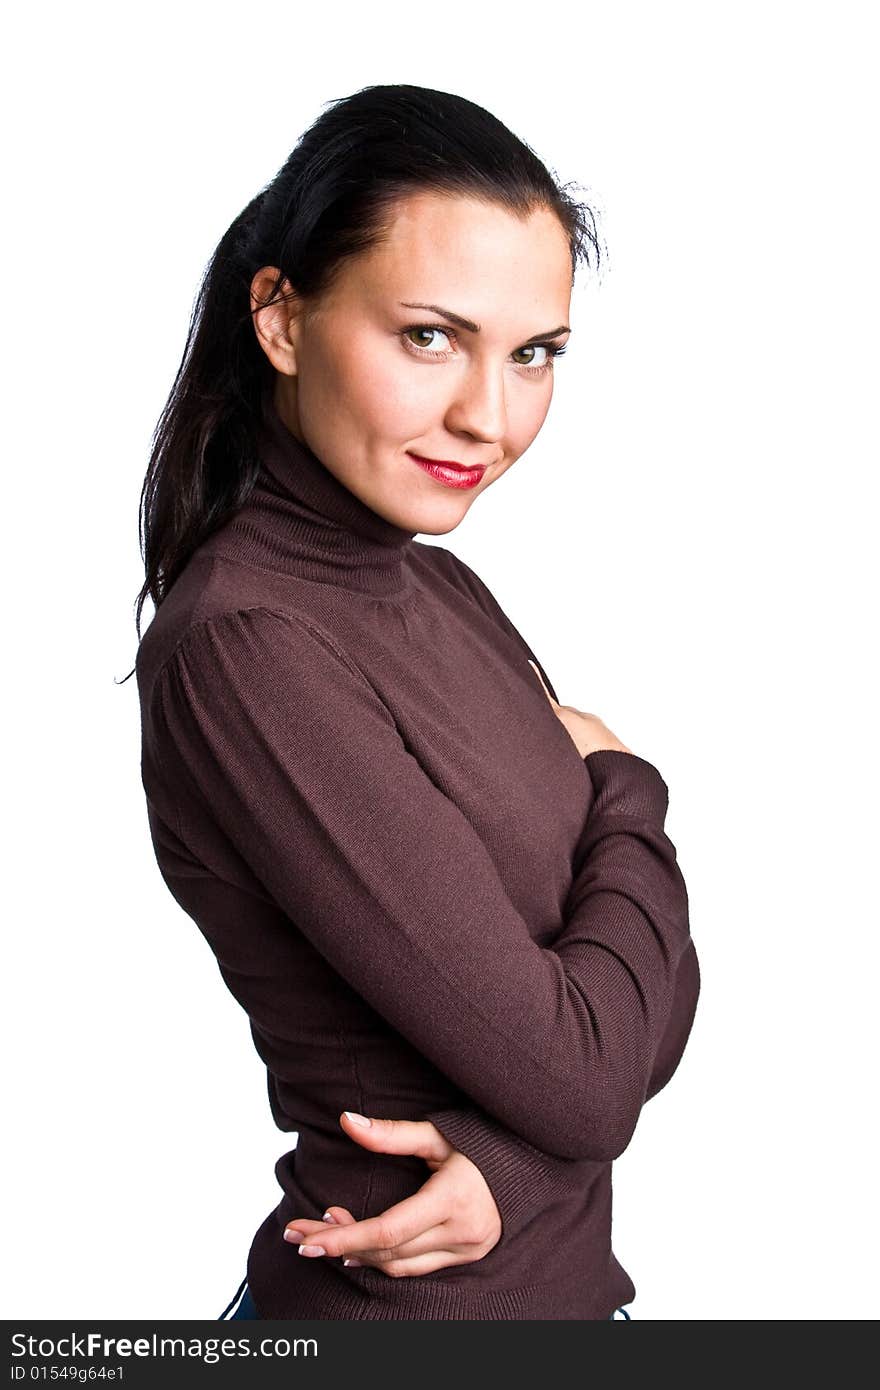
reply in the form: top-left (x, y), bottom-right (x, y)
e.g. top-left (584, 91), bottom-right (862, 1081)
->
top-left (322, 1212), bottom-right (338, 1224)
top-left (343, 1258), bottom-right (363, 1267)
top-left (283, 1228), bottom-right (305, 1243)
top-left (343, 1111), bottom-right (372, 1128)
top-left (298, 1244), bottom-right (326, 1258)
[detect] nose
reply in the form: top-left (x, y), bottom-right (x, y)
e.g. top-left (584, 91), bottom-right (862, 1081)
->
top-left (443, 360), bottom-right (507, 444)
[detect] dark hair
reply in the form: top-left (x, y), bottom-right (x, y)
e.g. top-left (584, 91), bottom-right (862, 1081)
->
top-left (125, 82), bottom-right (601, 675)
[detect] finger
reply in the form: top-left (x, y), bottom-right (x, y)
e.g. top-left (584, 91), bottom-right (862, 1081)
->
top-left (339, 1112), bottom-right (451, 1163)
top-left (291, 1207), bottom-right (493, 1265)
top-left (345, 1218), bottom-right (457, 1264)
top-left (283, 1217), bottom-right (338, 1244)
top-left (287, 1212), bottom-right (490, 1267)
top-left (321, 1206), bottom-right (355, 1226)
top-left (285, 1187), bottom-right (449, 1260)
top-left (283, 1206), bottom-right (356, 1242)
top-left (350, 1247), bottom-right (472, 1277)
top-left (527, 659), bottom-right (557, 704)
top-left (344, 1220), bottom-right (468, 1270)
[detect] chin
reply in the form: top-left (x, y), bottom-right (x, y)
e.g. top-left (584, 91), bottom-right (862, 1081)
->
top-left (417, 518), bottom-right (467, 537)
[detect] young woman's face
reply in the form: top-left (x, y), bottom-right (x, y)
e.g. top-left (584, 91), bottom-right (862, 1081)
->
top-left (260, 189), bottom-right (573, 536)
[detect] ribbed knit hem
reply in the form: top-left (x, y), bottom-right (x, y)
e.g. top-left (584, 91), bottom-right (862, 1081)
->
top-left (248, 1250), bottom-right (628, 1321)
top-left (251, 1256), bottom-right (542, 1320)
top-left (246, 1205), bottom-right (633, 1320)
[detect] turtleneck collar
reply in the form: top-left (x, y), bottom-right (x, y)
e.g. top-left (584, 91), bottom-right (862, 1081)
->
top-left (212, 388), bottom-right (418, 595)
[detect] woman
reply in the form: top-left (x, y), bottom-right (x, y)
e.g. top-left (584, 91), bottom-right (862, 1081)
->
top-left (133, 82), bottom-right (700, 1321)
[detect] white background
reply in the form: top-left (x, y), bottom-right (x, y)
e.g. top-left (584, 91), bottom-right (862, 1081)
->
top-left (4, 0), bottom-right (877, 1321)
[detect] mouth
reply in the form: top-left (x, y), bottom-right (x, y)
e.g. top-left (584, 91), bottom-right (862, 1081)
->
top-left (407, 452), bottom-right (488, 490)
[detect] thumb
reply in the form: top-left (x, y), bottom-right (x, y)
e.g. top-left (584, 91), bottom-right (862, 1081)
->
top-left (339, 1111), bottom-right (450, 1162)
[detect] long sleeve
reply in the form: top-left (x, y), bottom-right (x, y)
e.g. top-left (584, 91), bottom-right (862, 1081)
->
top-left (417, 548), bottom-right (699, 1229)
top-left (423, 750), bottom-right (697, 1240)
top-left (425, 936), bottom-right (699, 1239)
top-left (644, 935), bottom-right (699, 1101)
top-left (150, 606), bottom-right (692, 1163)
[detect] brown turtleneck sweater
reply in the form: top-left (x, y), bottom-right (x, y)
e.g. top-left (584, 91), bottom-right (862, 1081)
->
top-left (136, 391), bottom-right (699, 1320)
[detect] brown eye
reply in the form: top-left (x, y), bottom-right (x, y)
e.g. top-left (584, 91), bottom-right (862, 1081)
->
top-left (514, 343), bottom-right (567, 374)
top-left (513, 344), bottom-right (547, 367)
top-left (404, 326), bottom-right (452, 351)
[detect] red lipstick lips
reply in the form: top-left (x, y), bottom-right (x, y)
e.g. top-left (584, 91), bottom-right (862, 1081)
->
top-left (407, 452), bottom-right (487, 490)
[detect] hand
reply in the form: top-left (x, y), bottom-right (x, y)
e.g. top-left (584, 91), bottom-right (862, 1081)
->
top-left (528, 660), bottom-right (633, 758)
top-left (282, 1112), bottom-right (502, 1277)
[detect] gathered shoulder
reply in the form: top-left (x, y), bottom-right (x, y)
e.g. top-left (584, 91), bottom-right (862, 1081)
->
top-left (153, 603), bottom-right (374, 700)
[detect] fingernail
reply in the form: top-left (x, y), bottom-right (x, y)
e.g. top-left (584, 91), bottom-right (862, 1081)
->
top-left (322, 1212), bottom-right (338, 1224)
top-left (283, 1229), bottom-right (306, 1243)
top-left (343, 1258), bottom-right (363, 1267)
top-left (298, 1244), bottom-right (326, 1258)
top-left (343, 1111), bottom-right (372, 1128)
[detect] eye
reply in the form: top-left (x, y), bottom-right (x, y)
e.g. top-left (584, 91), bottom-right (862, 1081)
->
top-left (512, 344), bottom-right (546, 367)
top-left (511, 343), bottom-right (568, 373)
top-left (403, 326), bottom-right (454, 354)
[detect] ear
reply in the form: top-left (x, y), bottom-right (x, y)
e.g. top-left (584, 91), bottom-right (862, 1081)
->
top-left (250, 268), bottom-right (303, 378)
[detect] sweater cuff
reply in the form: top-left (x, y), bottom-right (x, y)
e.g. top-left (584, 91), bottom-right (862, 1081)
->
top-left (584, 749), bottom-right (670, 823)
top-left (425, 1106), bottom-right (584, 1243)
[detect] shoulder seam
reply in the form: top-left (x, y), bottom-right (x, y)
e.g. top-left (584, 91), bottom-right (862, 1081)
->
top-left (152, 603), bottom-right (388, 710)
top-left (152, 604), bottom-right (280, 689)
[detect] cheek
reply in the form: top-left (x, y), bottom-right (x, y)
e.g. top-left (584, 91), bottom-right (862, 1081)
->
top-left (508, 378), bottom-right (554, 453)
top-left (340, 345), bottom-right (436, 435)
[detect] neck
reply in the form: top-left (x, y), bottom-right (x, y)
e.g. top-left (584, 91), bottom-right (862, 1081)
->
top-left (210, 389), bottom-right (418, 595)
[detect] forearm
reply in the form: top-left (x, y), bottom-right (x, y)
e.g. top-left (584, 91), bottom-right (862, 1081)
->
top-left (152, 608), bottom-right (691, 1166)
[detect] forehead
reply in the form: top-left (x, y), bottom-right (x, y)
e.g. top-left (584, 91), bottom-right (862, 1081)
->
top-left (336, 190), bottom-right (572, 320)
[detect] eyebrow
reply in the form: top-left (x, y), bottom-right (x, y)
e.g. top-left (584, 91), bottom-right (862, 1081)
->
top-left (398, 301), bottom-right (571, 343)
